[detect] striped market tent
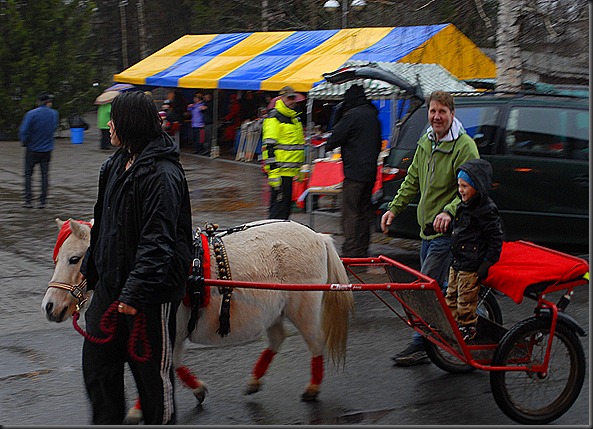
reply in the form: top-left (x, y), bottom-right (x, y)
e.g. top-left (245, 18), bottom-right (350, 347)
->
top-left (113, 24), bottom-right (495, 91)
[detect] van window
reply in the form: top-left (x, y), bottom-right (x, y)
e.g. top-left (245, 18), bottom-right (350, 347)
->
top-left (505, 107), bottom-right (589, 160)
top-left (455, 106), bottom-right (501, 154)
top-left (394, 105), bottom-right (502, 153)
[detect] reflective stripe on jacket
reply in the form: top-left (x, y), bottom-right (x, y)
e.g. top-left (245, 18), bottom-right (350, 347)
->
top-left (262, 99), bottom-right (305, 186)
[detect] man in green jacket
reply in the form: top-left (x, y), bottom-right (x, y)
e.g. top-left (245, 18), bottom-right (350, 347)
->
top-left (262, 86), bottom-right (305, 219)
top-left (381, 90), bottom-right (479, 366)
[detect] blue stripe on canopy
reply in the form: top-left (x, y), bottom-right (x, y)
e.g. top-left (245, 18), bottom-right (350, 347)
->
top-left (145, 33), bottom-right (251, 87)
top-left (350, 24), bottom-right (447, 62)
top-left (218, 30), bottom-right (340, 90)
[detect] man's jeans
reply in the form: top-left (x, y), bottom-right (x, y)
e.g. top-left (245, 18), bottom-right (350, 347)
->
top-left (24, 149), bottom-right (51, 205)
top-left (410, 235), bottom-right (452, 346)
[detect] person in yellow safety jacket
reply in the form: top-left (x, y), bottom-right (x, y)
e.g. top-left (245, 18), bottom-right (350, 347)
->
top-left (262, 86), bottom-right (305, 220)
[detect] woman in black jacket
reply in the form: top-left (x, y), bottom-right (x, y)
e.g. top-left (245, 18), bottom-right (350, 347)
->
top-left (81, 91), bottom-right (192, 424)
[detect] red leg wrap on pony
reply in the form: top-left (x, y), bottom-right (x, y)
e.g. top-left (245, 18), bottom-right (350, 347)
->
top-left (252, 348), bottom-right (277, 379)
top-left (133, 397), bottom-right (141, 410)
top-left (310, 355), bottom-right (324, 385)
top-left (176, 365), bottom-right (200, 390)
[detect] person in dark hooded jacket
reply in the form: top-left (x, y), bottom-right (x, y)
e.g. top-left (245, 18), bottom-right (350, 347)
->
top-left (443, 158), bottom-right (503, 341)
top-left (326, 84), bottom-right (382, 257)
top-left (80, 91), bottom-right (192, 424)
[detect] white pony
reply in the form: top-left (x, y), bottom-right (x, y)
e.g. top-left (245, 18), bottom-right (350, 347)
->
top-left (42, 218), bottom-right (354, 423)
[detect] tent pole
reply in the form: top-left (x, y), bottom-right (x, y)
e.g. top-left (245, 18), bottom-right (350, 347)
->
top-left (305, 97), bottom-right (314, 167)
top-left (212, 89), bottom-right (219, 157)
top-left (390, 92), bottom-right (396, 149)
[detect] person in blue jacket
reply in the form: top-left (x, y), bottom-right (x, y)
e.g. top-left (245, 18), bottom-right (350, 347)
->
top-left (19, 92), bottom-right (59, 208)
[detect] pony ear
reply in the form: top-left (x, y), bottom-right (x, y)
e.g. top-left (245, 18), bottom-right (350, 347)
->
top-left (70, 219), bottom-right (91, 242)
top-left (55, 218), bottom-right (65, 230)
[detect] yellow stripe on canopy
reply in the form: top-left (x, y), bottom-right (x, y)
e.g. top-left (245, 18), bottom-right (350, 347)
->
top-left (399, 24), bottom-right (496, 80)
top-left (178, 31), bottom-right (295, 89)
top-left (261, 27), bottom-right (393, 92)
top-left (113, 34), bottom-right (218, 85)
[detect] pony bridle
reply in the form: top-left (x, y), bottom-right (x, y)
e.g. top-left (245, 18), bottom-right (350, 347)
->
top-left (47, 278), bottom-right (89, 311)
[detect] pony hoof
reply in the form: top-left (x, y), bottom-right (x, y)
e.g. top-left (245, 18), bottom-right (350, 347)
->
top-left (245, 378), bottom-right (262, 395)
top-left (301, 391), bottom-right (319, 402)
top-left (193, 381), bottom-right (209, 405)
top-left (123, 407), bottom-right (143, 425)
top-left (301, 385), bottom-right (320, 402)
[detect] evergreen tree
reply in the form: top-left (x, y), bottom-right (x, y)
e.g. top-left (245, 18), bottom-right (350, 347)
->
top-left (0, 0), bottom-right (96, 138)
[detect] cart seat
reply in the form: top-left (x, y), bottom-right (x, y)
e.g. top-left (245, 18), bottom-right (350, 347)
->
top-left (482, 241), bottom-right (589, 304)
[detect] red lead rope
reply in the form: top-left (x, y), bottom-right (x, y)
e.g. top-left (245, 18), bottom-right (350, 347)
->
top-left (72, 301), bottom-right (151, 363)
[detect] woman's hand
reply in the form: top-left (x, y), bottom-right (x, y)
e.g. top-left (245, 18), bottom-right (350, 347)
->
top-left (117, 302), bottom-right (137, 315)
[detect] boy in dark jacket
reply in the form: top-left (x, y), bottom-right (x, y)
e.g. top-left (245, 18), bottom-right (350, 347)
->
top-left (445, 158), bottom-right (503, 340)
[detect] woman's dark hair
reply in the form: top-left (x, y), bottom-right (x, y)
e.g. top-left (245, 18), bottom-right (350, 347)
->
top-left (111, 91), bottom-right (163, 156)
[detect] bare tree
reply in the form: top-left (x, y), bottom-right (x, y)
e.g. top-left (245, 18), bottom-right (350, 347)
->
top-left (495, 0), bottom-right (588, 91)
top-left (495, 0), bottom-right (524, 91)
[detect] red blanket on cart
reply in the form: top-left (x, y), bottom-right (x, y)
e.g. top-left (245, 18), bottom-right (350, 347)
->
top-left (482, 241), bottom-right (589, 304)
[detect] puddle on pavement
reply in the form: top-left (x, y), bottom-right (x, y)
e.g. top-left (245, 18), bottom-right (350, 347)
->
top-left (0, 344), bottom-right (49, 380)
top-left (190, 187), bottom-right (264, 212)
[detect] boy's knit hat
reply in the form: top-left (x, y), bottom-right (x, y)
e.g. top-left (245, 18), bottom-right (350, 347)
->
top-left (457, 169), bottom-right (475, 189)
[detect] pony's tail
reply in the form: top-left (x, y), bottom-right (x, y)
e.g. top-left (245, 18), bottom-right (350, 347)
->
top-left (319, 234), bottom-right (354, 368)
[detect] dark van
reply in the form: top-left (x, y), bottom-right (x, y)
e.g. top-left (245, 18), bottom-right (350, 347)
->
top-left (377, 93), bottom-right (589, 252)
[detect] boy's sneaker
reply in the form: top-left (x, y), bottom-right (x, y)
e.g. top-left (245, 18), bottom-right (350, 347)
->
top-left (459, 324), bottom-right (477, 342)
top-left (391, 342), bottom-right (429, 366)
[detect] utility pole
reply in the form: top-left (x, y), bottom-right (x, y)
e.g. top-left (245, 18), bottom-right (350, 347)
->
top-left (119, 0), bottom-right (129, 69)
top-left (137, 0), bottom-right (148, 59)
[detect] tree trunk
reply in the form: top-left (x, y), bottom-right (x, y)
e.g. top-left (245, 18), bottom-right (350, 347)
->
top-left (495, 0), bottom-right (523, 92)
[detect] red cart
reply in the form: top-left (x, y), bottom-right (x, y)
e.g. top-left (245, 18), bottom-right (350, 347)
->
top-left (207, 240), bottom-right (588, 425)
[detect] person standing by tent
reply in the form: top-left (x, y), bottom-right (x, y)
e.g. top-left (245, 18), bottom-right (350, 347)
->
top-left (326, 84), bottom-right (382, 258)
top-left (97, 102), bottom-right (112, 150)
top-left (222, 93), bottom-right (241, 146)
top-left (19, 92), bottom-right (59, 209)
top-left (262, 86), bottom-right (306, 219)
top-left (187, 91), bottom-right (206, 154)
top-left (380, 90), bottom-right (479, 366)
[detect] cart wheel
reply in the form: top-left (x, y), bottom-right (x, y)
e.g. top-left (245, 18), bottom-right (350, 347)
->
top-left (478, 287), bottom-right (502, 325)
top-left (423, 291), bottom-right (502, 373)
top-left (423, 337), bottom-right (475, 373)
top-left (490, 317), bottom-right (586, 424)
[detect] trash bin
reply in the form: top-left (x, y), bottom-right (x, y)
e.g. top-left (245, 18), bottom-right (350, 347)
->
top-left (70, 127), bottom-right (84, 144)
top-left (68, 114), bottom-right (89, 144)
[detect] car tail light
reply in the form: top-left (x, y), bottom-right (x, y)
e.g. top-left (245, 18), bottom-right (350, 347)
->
top-left (382, 166), bottom-right (407, 183)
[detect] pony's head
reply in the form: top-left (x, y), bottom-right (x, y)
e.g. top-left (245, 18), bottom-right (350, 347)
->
top-left (41, 218), bottom-right (93, 322)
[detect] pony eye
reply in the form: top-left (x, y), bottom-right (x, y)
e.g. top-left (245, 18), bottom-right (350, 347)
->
top-left (69, 256), bottom-right (81, 265)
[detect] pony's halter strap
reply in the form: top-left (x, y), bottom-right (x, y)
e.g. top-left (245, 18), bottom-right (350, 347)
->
top-left (47, 278), bottom-right (89, 311)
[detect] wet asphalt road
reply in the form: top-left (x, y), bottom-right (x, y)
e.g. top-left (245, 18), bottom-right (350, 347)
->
top-left (0, 120), bottom-right (589, 426)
